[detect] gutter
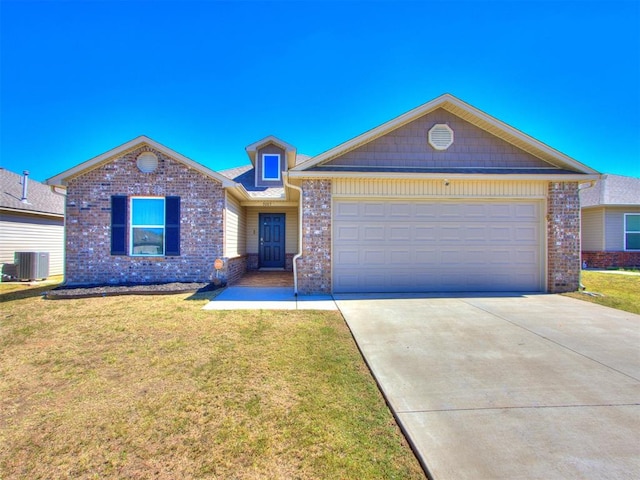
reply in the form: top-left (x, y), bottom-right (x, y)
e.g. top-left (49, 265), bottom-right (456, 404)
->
top-left (287, 171), bottom-right (601, 182)
top-left (283, 172), bottom-right (302, 296)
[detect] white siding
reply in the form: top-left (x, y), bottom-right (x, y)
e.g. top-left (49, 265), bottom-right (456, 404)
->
top-left (0, 212), bottom-right (65, 276)
top-left (246, 207), bottom-right (298, 254)
top-left (224, 194), bottom-right (246, 257)
top-left (333, 179), bottom-right (547, 198)
top-left (581, 208), bottom-right (604, 251)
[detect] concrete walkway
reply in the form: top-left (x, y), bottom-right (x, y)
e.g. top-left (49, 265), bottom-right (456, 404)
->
top-left (202, 286), bottom-right (337, 310)
top-left (335, 293), bottom-right (640, 480)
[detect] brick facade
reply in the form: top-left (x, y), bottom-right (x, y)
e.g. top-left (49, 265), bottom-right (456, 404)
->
top-left (65, 146), bottom-right (225, 285)
top-left (547, 181), bottom-right (581, 292)
top-left (225, 255), bottom-right (248, 285)
top-left (297, 179), bottom-right (332, 294)
top-left (581, 251), bottom-right (640, 269)
top-left (246, 253), bottom-right (294, 272)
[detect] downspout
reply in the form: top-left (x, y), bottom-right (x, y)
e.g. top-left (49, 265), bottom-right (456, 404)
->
top-left (578, 179), bottom-right (599, 281)
top-left (284, 172), bottom-right (302, 296)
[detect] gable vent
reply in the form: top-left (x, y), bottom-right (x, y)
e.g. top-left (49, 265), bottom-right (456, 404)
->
top-left (137, 152), bottom-right (158, 173)
top-left (428, 124), bottom-right (454, 151)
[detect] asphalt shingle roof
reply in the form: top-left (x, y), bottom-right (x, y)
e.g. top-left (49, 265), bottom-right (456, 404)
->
top-left (0, 168), bottom-right (65, 216)
top-left (580, 174), bottom-right (640, 207)
top-left (219, 165), bottom-right (285, 199)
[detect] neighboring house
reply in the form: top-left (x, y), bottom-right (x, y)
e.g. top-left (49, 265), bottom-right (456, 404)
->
top-left (47, 94), bottom-right (599, 293)
top-left (580, 174), bottom-right (640, 268)
top-left (1, 168), bottom-right (66, 278)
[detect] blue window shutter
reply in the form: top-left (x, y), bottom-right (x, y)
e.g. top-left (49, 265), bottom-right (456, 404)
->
top-left (165, 196), bottom-right (180, 256)
top-left (111, 195), bottom-right (127, 255)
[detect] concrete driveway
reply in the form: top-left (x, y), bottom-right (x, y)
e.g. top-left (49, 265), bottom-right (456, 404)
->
top-left (334, 293), bottom-right (640, 480)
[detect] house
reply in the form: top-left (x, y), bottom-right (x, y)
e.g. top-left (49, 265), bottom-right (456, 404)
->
top-left (1, 168), bottom-right (66, 279)
top-left (580, 174), bottom-right (640, 268)
top-left (47, 94), bottom-right (599, 293)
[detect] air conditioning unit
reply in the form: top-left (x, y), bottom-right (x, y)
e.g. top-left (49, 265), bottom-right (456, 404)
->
top-left (14, 252), bottom-right (50, 281)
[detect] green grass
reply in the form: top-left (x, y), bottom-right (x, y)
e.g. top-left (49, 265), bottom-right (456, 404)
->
top-left (0, 284), bottom-right (425, 479)
top-left (564, 270), bottom-right (640, 314)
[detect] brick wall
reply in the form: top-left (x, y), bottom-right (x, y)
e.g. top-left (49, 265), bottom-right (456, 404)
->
top-left (297, 179), bottom-right (332, 294)
top-left (225, 255), bottom-right (248, 285)
top-left (65, 146), bottom-right (225, 285)
top-left (245, 253), bottom-right (294, 271)
top-left (582, 251), bottom-right (640, 269)
top-left (547, 182), bottom-right (581, 292)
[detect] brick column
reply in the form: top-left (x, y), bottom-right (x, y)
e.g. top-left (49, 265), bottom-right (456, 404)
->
top-left (297, 179), bottom-right (332, 294)
top-left (547, 181), bottom-right (580, 292)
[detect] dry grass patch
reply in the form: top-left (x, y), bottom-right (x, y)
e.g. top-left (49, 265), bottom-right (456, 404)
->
top-left (1, 288), bottom-right (425, 479)
top-left (564, 270), bottom-right (640, 314)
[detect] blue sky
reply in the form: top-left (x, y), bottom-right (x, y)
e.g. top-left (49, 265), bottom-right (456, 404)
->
top-left (1, 0), bottom-right (639, 182)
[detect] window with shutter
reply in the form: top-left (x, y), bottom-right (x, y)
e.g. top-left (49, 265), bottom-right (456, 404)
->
top-left (165, 196), bottom-right (181, 256)
top-left (111, 195), bottom-right (128, 255)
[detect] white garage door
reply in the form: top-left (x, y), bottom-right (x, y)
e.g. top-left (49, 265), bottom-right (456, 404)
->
top-left (333, 200), bottom-right (543, 293)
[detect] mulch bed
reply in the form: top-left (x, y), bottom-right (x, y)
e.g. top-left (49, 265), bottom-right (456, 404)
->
top-left (45, 282), bottom-right (222, 300)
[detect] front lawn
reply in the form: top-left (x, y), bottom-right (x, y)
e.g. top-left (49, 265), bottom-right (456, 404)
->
top-left (564, 270), bottom-right (640, 315)
top-left (0, 285), bottom-right (425, 479)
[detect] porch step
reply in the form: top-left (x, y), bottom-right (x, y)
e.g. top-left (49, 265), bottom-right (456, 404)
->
top-left (234, 271), bottom-right (294, 287)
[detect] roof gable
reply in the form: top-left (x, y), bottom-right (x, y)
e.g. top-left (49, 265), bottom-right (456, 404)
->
top-left (1, 168), bottom-right (65, 216)
top-left (293, 94), bottom-right (598, 175)
top-left (47, 136), bottom-right (235, 187)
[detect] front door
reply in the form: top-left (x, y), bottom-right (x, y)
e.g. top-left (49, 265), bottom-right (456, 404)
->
top-left (259, 213), bottom-right (285, 268)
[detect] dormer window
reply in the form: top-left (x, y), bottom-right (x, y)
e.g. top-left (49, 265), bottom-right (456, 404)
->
top-left (262, 154), bottom-right (281, 181)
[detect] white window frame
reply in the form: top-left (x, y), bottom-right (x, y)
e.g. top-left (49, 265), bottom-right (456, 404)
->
top-left (261, 153), bottom-right (281, 181)
top-left (624, 213), bottom-right (640, 251)
top-left (130, 196), bottom-right (166, 256)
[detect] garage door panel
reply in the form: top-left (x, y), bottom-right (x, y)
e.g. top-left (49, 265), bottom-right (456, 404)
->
top-left (415, 226), bottom-right (437, 241)
top-left (390, 203), bottom-right (412, 216)
top-left (390, 226), bottom-right (411, 241)
top-left (363, 226), bottom-right (385, 241)
top-left (515, 226), bottom-right (538, 242)
top-left (515, 203), bottom-right (538, 218)
top-left (465, 226), bottom-right (487, 241)
top-left (390, 250), bottom-right (412, 264)
top-left (414, 204), bottom-right (438, 218)
top-left (363, 203), bottom-right (386, 217)
top-left (362, 249), bottom-right (387, 264)
top-left (335, 202), bottom-right (360, 217)
top-left (335, 225), bottom-right (359, 241)
top-left (333, 200), bottom-right (542, 293)
top-left (441, 226), bottom-right (464, 241)
top-left (414, 249), bottom-right (438, 264)
top-left (489, 226), bottom-right (512, 241)
top-left (335, 248), bottom-right (361, 266)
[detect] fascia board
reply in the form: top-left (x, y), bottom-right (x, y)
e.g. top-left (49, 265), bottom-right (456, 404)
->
top-left (287, 170), bottom-right (601, 182)
top-left (225, 183), bottom-right (253, 201)
top-left (245, 135), bottom-right (296, 153)
top-left (0, 206), bottom-right (65, 218)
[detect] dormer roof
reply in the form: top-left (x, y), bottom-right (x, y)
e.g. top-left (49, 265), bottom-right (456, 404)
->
top-left (245, 136), bottom-right (298, 169)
